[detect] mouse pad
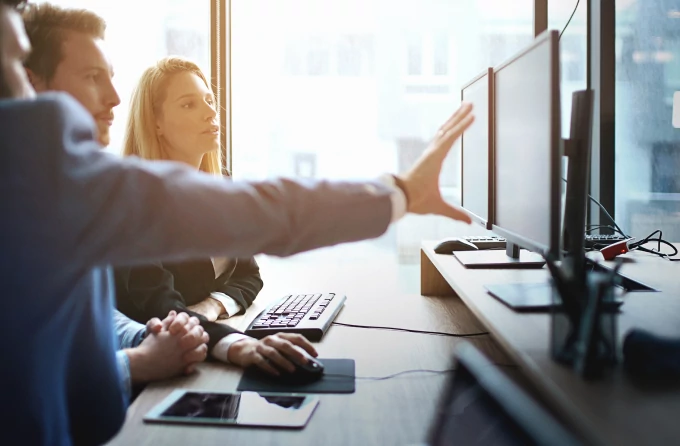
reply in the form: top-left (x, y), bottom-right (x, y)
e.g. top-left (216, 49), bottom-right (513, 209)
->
top-left (237, 359), bottom-right (355, 394)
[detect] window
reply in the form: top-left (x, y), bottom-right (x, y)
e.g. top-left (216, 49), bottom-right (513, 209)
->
top-left (231, 0), bottom-right (535, 262)
top-left (44, 0), bottom-right (210, 154)
top-left (549, 0), bottom-right (588, 139)
top-left (615, 0), bottom-right (680, 241)
top-left (406, 33), bottom-right (424, 76)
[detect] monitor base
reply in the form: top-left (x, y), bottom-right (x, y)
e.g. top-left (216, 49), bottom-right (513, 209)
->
top-left (485, 282), bottom-right (554, 311)
top-left (453, 249), bottom-right (546, 269)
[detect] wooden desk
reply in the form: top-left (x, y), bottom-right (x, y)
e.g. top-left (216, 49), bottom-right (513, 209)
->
top-left (421, 242), bottom-right (680, 446)
top-left (107, 249), bottom-right (512, 446)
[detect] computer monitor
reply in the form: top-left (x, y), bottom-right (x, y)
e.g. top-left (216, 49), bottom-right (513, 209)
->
top-left (460, 68), bottom-right (494, 230)
top-left (493, 29), bottom-right (562, 260)
top-left (485, 91), bottom-right (604, 312)
top-left (562, 90), bottom-right (594, 275)
top-left (426, 343), bottom-right (580, 446)
top-left (454, 30), bottom-right (561, 269)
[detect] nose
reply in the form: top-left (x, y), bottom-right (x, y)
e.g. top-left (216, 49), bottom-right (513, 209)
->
top-left (105, 77), bottom-right (121, 108)
top-left (204, 101), bottom-right (217, 121)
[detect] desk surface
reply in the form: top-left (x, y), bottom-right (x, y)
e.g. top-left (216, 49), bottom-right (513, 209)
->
top-left (107, 250), bottom-right (512, 446)
top-left (421, 243), bottom-right (680, 446)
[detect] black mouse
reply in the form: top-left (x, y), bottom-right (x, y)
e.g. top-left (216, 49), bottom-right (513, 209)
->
top-left (433, 237), bottom-right (479, 254)
top-left (271, 345), bottom-right (325, 384)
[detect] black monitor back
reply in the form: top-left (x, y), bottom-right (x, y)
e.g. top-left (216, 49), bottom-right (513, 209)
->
top-left (562, 90), bottom-right (594, 272)
top-left (427, 343), bottom-right (581, 446)
top-left (492, 30), bottom-right (562, 258)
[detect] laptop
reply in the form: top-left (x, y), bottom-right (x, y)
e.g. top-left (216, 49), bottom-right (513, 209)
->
top-left (425, 343), bottom-right (582, 446)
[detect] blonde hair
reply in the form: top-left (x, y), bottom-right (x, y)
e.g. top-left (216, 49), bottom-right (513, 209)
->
top-left (123, 56), bottom-right (222, 175)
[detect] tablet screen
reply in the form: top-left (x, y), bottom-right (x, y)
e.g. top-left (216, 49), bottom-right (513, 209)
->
top-left (145, 390), bottom-right (319, 429)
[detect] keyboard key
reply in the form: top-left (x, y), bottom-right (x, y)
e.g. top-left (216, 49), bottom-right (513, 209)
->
top-left (287, 321), bottom-right (299, 327)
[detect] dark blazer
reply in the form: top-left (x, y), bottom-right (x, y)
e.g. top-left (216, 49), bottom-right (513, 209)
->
top-left (115, 257), bottom-right (263, 350)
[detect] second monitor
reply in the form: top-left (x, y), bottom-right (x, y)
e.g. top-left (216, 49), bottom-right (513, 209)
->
top-left (461, 67), bottom-right (494, 230)
top-left (454, 30), bottom-right (561, 268)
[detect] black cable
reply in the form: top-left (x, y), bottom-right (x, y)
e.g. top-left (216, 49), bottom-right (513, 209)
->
top-left (325, 369), bottom-right (456, 381)
top-left (589, 194), bottom-right (627, 237)
top-left (332, 322), bottom-right (489, 338)
top-left (585, 225), bottom-right (627, 237)
top-left (562, 177), bottom-right (628, 237)
top-left (628, 229), bottom-right (680, 261)
top-left (324, 365), bottom-right (518, 381)
top-left (559, 0), bottom-right (581, 40)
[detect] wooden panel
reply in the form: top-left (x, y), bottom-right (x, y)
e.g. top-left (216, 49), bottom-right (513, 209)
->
top-left (420, 249), bottom-right (456, 297)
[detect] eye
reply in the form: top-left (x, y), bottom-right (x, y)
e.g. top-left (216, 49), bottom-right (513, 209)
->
top-left (181, 101), bottom-right (194, 109)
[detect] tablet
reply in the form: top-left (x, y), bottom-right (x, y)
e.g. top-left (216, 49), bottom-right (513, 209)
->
top-left (144, 390), bottom-right (319, 429)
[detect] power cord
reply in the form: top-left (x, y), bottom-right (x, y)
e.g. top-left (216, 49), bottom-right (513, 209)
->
top-left (332, 321), bottom-right (489, 338)
top-left (628, 229), bottom-right (680, 261)
top-left (325, 369), bottom-right (456, 381)
top-left (562, 177), bottom-right (629, 237)
top-left (585, 224), bottom-right (627, 237)
top-left (559, 0), bottom-right (581, 40)
top-left (324, 365), bottom-right (518, 381)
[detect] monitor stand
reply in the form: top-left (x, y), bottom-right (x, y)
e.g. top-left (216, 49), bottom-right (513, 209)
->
top-left (453, 242), bottom-right (546, 269)
top-left (484, 281), bottom-right (625, 312)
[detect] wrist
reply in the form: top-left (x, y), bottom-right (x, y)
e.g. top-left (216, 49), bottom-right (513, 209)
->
top-left (124, 347), bottom-right (150, 384)
top-left (226, 337), bottom-right (251, 364)
top-left (211, 296), bottom-right (227, 316)
top-left (392, 174), bottom-right (410, 209)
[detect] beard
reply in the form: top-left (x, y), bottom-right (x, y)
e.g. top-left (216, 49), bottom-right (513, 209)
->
top-left (96, 122), bottom-right (111, 147)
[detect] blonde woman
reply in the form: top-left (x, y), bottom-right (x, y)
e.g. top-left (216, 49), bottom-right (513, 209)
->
top-left (115, 57), bottom-right (316, 375)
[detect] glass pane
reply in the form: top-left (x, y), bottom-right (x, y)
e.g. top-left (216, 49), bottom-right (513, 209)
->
top-left (616, 0), bottom-right (680, 242)
top-left (231, 0), bottom-right (534, 261)
top-left (549, 0), bottom-right (588, 139)
top-left (40, 0), bottom-right (210, 154)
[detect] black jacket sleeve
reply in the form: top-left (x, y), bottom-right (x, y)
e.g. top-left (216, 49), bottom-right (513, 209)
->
top-left (114, 263), bottom-right (240, 351)
top-left (216, 257), bottom-right (263, 313)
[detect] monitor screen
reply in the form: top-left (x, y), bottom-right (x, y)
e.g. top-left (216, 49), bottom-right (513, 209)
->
top-left (461, 69), bottom-right (493, 228)
top-left (493, 31), bottom-right (561, 256)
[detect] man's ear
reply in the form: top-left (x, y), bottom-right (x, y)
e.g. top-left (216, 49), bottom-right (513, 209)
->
top-left (24, 67), bottom-right (47, 91)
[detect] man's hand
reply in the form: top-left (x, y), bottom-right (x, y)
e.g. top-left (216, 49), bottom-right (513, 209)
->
top-left (397, 102), bottom-right (475, 222)
top-left (187, 297), bottom-right (224, 322)
top-left (226, 333), bottom-right (318, 376)
top-left (126, 311), bottom-right (210, 383)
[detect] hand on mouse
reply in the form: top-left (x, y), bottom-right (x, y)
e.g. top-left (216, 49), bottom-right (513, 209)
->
top-left (227, 333), bottom-right (318, 376)
top-left (395, 102), bottom-right (474, 223)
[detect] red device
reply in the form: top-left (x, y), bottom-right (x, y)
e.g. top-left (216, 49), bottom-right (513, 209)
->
top-left (600, 238), bottom-right (635, 261)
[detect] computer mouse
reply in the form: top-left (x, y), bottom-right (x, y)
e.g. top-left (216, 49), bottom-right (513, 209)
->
top-left (433, 237), bottom-right (479, 254)
top-left (275, 345), bottom-right (325, 384)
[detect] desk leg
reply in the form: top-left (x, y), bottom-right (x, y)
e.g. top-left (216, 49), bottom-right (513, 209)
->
top-left (421, 249), bottom-right (456, 297)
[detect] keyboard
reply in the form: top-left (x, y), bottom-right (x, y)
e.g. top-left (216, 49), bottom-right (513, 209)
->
top-left (584, 234), bottom-right (627, 249)
top-left (244, 293), bottom-right (346, 342)
top-left (462, 234), bottom-right (627, 250)
top-left (461, 235), bottom-right (506, 250)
